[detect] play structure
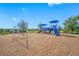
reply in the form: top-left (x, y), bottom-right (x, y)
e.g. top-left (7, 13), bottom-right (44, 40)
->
top-left (38, 20), bottom-right (60, 36)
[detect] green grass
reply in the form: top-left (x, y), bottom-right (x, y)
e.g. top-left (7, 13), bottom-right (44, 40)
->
top-left (28, 29), bottom-right (39, 32)
top-left (0, 32), bottom-right (10, 35)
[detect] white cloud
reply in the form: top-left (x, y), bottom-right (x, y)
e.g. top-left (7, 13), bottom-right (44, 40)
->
top-left (12, 17), bottom-right (17, 21)
top-left (48, 3), bottom-right (62, 7)
top-left (22, 8), bottom-right (26, 11)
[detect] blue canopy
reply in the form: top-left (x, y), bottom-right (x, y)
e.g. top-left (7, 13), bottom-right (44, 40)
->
top-left (42, 27), bottom-right (50, 31)
top-left (40, 24), bottom-right (47, 26)
top-left (49, 20), bottom-right (59, 23)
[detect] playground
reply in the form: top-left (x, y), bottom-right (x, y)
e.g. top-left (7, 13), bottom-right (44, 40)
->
top-left (0, 19), bottom-right (79, 56)
top-left (0, 3), bottom-right (79, 56)
top-left (0, 33), bottom-right (79, 56)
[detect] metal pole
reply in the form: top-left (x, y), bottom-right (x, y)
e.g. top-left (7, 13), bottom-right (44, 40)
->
top-left (26, 22), bottom-right (28, 49)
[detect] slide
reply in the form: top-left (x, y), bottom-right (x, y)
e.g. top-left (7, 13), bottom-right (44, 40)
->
top-left (53, 25), bottom-right (60, 36)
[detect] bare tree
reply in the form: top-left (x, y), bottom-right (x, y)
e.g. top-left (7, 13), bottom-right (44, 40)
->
top-left (18, 19), bottom-right (28, 33)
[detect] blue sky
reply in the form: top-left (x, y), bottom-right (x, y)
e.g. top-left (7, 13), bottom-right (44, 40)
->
top-left (0, 3), bottom-right (79, 29)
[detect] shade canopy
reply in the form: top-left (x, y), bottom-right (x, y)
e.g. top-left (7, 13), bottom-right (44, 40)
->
top-left (49, 20), bottom-right (59, 23)
top-left (42, 27), bottom-right (50, 31)
top-left (39, 24), bottom-right (47, 26)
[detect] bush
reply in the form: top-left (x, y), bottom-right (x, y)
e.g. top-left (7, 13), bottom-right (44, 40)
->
top-left (0, 29), bottom-right (11, 35)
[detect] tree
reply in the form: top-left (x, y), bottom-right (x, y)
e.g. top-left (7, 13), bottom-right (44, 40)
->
top-left (64, 16), bottom-right (79, 34)
top-left (17, 20), bottom-right (28, 33)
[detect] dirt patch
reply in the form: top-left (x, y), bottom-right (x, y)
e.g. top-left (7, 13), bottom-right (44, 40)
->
top-left (0, 33), bottom-right (79, 56)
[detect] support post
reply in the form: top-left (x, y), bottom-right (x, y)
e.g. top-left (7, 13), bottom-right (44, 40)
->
top-left (26, 22), bottom-right (28, 49)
